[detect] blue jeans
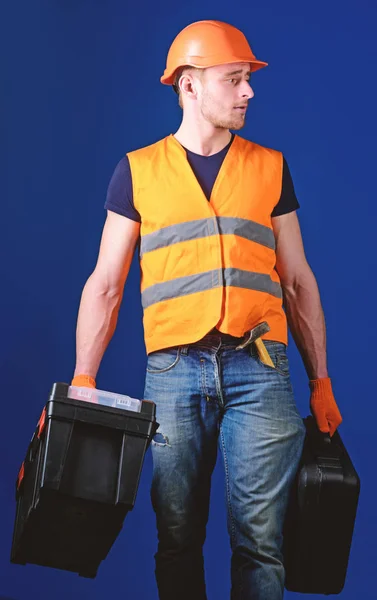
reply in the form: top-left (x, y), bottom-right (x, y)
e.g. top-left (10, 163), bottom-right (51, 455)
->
top-left (144, 331), bottom-right (306, 600)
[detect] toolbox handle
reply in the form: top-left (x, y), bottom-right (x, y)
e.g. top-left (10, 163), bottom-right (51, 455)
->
top-left (16, 430), bottom-right (40, 495)
top-left (16, 406), bottom-right (47, 496)
top-left (304, 416), bottom-right (342, 459)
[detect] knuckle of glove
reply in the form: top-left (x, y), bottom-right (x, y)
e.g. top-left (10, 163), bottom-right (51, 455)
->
top-left (71, 374), bottom-right (96, 388)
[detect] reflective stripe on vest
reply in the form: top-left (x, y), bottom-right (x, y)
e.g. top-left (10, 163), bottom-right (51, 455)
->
top-left (140, 216), bottom-right (276, 258)
top-left (142, 267), bottom-right (282, 309)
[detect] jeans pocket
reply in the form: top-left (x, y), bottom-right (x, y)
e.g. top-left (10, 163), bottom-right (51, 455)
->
top-left (254, 343), bottom-right (290, 377)
top-left (274, 352), bottom-right (290, 376)
top-left (146, 347), bottom-right (181, 373)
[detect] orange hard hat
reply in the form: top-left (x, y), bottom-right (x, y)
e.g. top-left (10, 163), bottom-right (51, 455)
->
top-left (161, 20), bottom-right (268, 86)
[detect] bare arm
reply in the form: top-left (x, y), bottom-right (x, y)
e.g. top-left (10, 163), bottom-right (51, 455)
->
top-left (73, 210), bottom-right (140, 379)
top-left (272, 211), bottom-right (328, 380)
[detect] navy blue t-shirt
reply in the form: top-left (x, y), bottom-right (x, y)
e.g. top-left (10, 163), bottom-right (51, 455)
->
top-left (104, 136), bottom-right (300, 220)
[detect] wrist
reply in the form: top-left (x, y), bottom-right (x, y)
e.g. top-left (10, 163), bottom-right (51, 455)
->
top-left (307, 362), bottom-right (329, 379)
top-left (309, 376), bottom-right (332, 392)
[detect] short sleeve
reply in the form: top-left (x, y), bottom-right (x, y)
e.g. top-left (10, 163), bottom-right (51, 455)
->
top-left (271, 157), bottom-right (300, 217)
top-left (104, 156), bottom-right (141, 222)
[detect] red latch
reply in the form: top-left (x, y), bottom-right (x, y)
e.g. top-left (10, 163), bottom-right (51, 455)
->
top-left (37, 407), bottom-right (47, 439)
top-left (17, 462), bottom-right (25, 490)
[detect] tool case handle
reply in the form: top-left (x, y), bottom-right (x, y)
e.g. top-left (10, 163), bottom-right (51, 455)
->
top-left (304, 416), bottom-right (342, 460)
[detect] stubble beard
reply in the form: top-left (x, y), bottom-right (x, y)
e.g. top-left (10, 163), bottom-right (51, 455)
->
top-left (200, 92), bottom-right (246, 131)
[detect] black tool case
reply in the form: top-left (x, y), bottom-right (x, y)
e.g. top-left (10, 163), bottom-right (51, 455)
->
top-left (11, 382), bottom-right (157, 578)
top-left (283, 416), bottom-right (360, 595)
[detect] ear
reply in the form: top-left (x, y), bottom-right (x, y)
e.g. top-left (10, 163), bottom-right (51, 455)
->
top-left (179, 73), bottom-right (199, 100)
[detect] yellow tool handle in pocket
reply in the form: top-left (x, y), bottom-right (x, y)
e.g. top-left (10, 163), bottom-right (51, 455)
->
top-left (254, 338), bottom-right (275, 368)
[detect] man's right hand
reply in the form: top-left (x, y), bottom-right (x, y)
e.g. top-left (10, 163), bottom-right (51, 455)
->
top-left (71, 374), bottom-right (96, 388)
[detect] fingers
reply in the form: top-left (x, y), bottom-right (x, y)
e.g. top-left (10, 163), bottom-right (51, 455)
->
top-left (312, 406), bottom-right (342, 437)
top-left (71, 374), bottom-right (96, 388)
top-left (328, 411), bottom-right (343, 437)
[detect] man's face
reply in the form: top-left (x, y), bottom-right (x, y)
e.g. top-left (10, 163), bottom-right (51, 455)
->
top-left (197, 62), bottom-right (255, 130)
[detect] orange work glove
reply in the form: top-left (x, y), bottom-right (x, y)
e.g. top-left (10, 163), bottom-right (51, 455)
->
top-left (309, 377), bottom-right (342, 437)
top-left (71, 374), bottom-right (96, 388)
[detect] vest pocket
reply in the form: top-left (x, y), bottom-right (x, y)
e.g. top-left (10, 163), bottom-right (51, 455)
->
top-left (146, 347), bottom-right (181, 373)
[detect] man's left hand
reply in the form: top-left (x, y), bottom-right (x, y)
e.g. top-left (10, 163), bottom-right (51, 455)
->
top-left (309, 377), bottom-right (343, 437)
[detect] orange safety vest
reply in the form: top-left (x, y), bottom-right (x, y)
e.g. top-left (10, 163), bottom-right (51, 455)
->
top-left (128, 134), bottom-right (287, 354)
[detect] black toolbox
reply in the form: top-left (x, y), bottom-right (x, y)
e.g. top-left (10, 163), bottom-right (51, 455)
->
top-left (283, 416), bottom-right (360, 595)
top-left (11, 382), bottom-right (157, 578)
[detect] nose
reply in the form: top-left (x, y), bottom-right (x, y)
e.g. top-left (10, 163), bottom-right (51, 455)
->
top-left (241, 80), bottom-right (254, 100)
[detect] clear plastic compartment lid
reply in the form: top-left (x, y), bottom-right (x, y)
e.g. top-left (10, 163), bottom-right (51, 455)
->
top-left (67, 386), bottom-right (142, 413)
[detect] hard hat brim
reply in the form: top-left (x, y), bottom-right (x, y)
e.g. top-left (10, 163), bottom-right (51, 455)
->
top-left (160, 58), bottom-right (268, 85)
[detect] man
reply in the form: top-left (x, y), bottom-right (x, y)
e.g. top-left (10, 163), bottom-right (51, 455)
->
top-left (71, 20), bottom-right (342, 600)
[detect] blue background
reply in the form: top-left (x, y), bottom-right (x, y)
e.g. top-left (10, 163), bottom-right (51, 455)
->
top-left (1, 0), bottom-right (376, 598)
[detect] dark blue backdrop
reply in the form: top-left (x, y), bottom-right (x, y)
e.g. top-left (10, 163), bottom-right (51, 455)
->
top-left (2, 1), bottom-right (376, 598)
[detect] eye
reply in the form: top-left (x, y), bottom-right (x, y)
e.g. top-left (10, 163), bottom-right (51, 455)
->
top-left (227, 77), bottom-right (251, 85)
